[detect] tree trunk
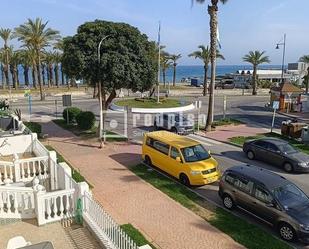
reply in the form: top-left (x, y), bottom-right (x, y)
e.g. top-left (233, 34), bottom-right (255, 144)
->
top-left (61, 65), bottom-right (65, 85)
top-left (4, 65), bottom-right (9, 89)
top-left (49, 64), bottom-right (54, 87)
top-left (252, 65), bottom-right (257, 95)
top-left (16, 66), bottom-right (19, 89)
top-left (1, 64), bottom-right (5, 88)
top-left (173, 64), bottom-right (176, 87)
top-left (93, 82), bottom-right (98, 98)
top-left (55, 64), bottom-right (59, 87)
top-left (37, 52), bottom-right (44, 101)
top-left (42, 64), bottom-right (46, 86)
top-left (163, 69), bottom-right (166, 87)
top-left (10, 66), bottom-right (16, 89)
top-left (306, 67), bottom-right (309, 94)
top-left (203, 65), bottom-right (209, 96)
top-left (23, 65), bottom-right (29, 86)
top-left (205, 4), bottom-right (218, 132)
top-left (32, 65), bottom-right (37, 89)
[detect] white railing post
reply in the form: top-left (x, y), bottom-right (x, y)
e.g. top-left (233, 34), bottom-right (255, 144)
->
top-left (58, 162), bottom-right (72, 190)
top-left (48, 151), bottom-right (57, 191)
top-left (13, 160), bottom-right (21, 183)
top-left (33, 178), bottom-right (46, 226)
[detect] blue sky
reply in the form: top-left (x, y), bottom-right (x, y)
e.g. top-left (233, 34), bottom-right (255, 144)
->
top-left (1, 0), bottom-right (308, 65)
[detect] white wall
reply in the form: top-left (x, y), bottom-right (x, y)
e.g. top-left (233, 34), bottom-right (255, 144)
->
top-left (0, 134), bottom-right (37, 156)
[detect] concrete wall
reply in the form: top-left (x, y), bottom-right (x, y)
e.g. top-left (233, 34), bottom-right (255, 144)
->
top-left (0, 134), bottom-right (37, 156)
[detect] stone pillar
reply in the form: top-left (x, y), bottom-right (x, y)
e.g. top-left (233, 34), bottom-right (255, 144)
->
top-left (48, 150), bottom-right (57, 190)
top-left (33, 177), bottom-right (46, 226)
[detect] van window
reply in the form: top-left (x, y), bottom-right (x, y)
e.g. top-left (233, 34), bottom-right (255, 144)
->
top-left (170, 147), bottom-right (180, 160)
top-left (225, 173), bottom-right (237, 185)
top-left (254, 185), bottom-right (272, 203)
top-left (153, 140), bottom-right (169, 155)
top-left (146, 137), bottom-right (154, 147)
top-left (234, 177), bottom-right (254, 194)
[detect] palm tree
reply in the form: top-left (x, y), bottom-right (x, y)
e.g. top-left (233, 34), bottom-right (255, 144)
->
top-left (14, 18), bottom-right (60, 100)
top-left (8, 48), bottom-right (21, 89)
top-left (0, 28), bottom-right (13, 89)
top-left (243, 51), bottom-right (270, 95)
top-left (53, 40), bottom-right (65, 85)
top-left (53, 51), bottom-right (62, 87)
top-left (44, 51), bottom-right (55, 87)
top-left (169, 54), bottom-right (182, 87)
top-left (193, 0), bottom-right (229, 131)
top-left (161, 52), bottom-right (172, 87)
top-left (189, 45), bottom-right (224, 96)
top-left (299, 55), bottom-right (309, 93)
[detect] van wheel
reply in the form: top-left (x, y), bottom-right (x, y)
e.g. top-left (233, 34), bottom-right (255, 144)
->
top-left (278, 223), bottom-right (296, 241)
top-left (179, 174), bottom-right (190, 187)
top-left (283, 162), bottom-right (294, 173)
top-left (171, 127), bottom-right (177, 133)
top-left (222, 194), bottom-right (234, 210)
top-left (247, 150), bottom-right (255, 160)
top-left (145, 156), bottom-right (152, 166)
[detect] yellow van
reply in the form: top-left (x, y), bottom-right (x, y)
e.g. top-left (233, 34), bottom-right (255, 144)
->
top-left (142, 131), bottom-right (220, 186)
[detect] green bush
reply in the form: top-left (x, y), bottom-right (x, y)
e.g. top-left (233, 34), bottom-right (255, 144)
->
top-left (24, 122), bottom-right (42, 134)
top-left (63, 107), bottom-right (82, 123)
top-left (76, 111), bottom-right (96, 130)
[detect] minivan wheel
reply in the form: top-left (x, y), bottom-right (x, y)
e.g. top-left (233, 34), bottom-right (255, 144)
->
top-left (222, 194), bottom-right (234, 210)
top-left (247, 150), bottom-right (255, 160)
top-left (278, 223), bottom-right (296, 241)
top-left (145, 156), bottom-right (152, 166)
top-left (283, 162), bottom-right (294, 173)
top-left (171, 127), bottom-right (177, 133)
top-left (179, 174), bottom-right (190, 187)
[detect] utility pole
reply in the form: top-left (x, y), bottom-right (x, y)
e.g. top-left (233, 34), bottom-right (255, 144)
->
top-left (157, 22), bottom-right (161, 103)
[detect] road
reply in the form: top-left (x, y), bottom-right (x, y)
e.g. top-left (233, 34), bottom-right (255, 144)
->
top-left (13, 94), bottom-right (309, 248)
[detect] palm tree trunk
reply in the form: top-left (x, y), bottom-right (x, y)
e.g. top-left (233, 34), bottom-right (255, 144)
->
top-left (55, 64), bottom-right (59, 87)
top-left (49, 64), bottom-right (54, 87)
top-left (173, 64), bottom-right (176, 87)
top-left (4, 65), bottom-right (9, 89)
top-left (203, 65), bottom-right (209, 96)
top-left (163, 69), bottom-right (166, 87)
top-left (252, 65), bottom-right (257, 95)
top-left (16, 66), bottom-right (19, 89)
top-left (10, 66), bottom-right (16, 89)
top-left (42, 64), bottom-right (46, 86)
top-left (23, 65), bottom-right (29, 86)
top-left (306, 67), bottom-right (309, 94)
top-left (61, 65), bottom-right (65, 85)
top-left (205, 4), bottom-right (218, 131)
top-left (1, 64), bottom-right (5, 88)
top-left (37, 52), bottom-right (44, 100)
top-left (32, 66), bottom-right (37, 89)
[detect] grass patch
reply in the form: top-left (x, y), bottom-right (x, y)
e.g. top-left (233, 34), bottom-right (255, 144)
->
top-left (53, 119), bottom-right (127, 142)
top-left (130, 164), bottom-right (292, 249)
top-left (229, 132), bottom-right (309, 154)
top-left (24, 122), bottom-right (42, 134)
top-left (45, 145), bottom-right (93, 188)
top-left (115, 98), bottom-right (181, 108)
top-left (120, 224), bottom-right (156, 248)
top-left (212, 118), bottom-right (243, 127)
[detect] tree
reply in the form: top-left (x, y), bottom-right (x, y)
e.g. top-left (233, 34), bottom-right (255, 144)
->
top-left (189, 45), bottom-right (224, 96)
top-left (54, 40), bottom-right (65, 85)
top-left (8, 48), bottom-right (21, 89)
top-left (14, 18), bottom-right (60, 100)
top-left (243, 50), bottom-right (270, 95)
top-left (0, 28), bottom-right (12, 89)
top-left (53, 51), bottom-right (62, 87)
top-left (169, 54), bottom-right (181, 87)
top-left (19, 49), bottom-right (32, 86)
top-left (161, 52), bottom-right (172, 87)
top-left (44, 51), bottom-right (55, 87)
top-left (299, 55), bottom-right (309, 93)
top-left (62, 20), bottom-right (157, 134)
top-left (193, 0), bottom-right (229, 131)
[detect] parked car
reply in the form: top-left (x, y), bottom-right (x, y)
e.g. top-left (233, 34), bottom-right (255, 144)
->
top-left (142, 131), bottom-right (220, 186)
top-left (215, 79), bottom-right (235, 89)
top-left (154, 113), bottom-right (194, 135)
top-left (243, 138), bottom-right (309, 173)
top-left (219, 165), bottom-right (309, 243)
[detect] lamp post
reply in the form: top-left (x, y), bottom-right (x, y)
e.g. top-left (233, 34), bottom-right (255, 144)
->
top-left (276, 34), bottom-right (286, 85)
top-left (98, 35), bottom-right (111, 148)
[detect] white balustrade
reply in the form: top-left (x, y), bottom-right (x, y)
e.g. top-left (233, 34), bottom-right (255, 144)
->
top-left (37, 188), bottom-right (75, 225)
top-left (0, 161), bottom-right (15, 184)
top-left (0, 186), bottom-right (35, 219)
top-left (18, 156), bottom-right (49, 182)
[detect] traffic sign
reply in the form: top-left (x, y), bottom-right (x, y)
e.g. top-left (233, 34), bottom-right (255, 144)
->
top-left (62, 95), bottom-right (72, 107)
top-left (272, 101), bottom-right (279, 110)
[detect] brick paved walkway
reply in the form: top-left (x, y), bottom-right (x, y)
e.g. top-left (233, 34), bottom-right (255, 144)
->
top-left (42, 121), bottom-right (244, 249)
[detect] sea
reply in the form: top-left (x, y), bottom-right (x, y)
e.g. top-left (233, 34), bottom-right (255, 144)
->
top-left (4, 64), bottom-right (282, 86)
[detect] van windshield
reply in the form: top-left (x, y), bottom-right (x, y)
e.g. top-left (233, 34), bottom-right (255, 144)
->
top-left (181, 144), bottom-right (210, 162)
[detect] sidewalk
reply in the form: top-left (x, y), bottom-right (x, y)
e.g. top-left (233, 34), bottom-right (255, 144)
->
top-left (42, 121), bottom-right (244, 249)
top-left (199, 124), bottom-right (268, 143)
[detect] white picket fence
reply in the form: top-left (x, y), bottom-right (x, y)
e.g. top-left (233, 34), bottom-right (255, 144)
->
top-left (83, 192), bottom-right (138, 249)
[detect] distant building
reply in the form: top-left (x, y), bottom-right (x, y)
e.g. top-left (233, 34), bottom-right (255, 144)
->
top-left (288, 62), bottom-right (309, 85)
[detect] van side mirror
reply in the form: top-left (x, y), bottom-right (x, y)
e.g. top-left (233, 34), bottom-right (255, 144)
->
top-left (208, 150), bottom-right (211, 155)
top-left (176, 157), bottom-right (182, 163)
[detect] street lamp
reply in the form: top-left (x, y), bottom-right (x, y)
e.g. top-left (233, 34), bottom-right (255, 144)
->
top-left (276, 34), bottom-right (286, 85)
top-left (98, 35), bottom-right (111, 148)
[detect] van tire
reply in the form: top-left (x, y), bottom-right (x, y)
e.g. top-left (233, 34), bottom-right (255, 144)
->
top-left (145, 156), bottom-right (152, 166)
top-left (222, 194), bottom-right (235, 210)
top-left (179, 173), bottom-right (190, 187)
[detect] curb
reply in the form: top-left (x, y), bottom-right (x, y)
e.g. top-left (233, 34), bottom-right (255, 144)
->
top-left (278, 112), bottom-right (309, 122)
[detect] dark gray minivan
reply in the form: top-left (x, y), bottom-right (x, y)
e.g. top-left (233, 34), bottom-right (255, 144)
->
top-left (219, 165), bottom-right (309, 243)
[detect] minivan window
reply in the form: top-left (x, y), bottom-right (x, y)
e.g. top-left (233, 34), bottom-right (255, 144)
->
top-left (181, 144), bottom-right (210, 162)
top-left (234, 177), bottom-right (254, 194)
top-left (153, 140), bottom-right (169, 155)
top-left (170, 147), bottom-right (180, 160)
top-left (146, 137), bottom-right (154, 147)
top-left (273, 184), bottom-right (309, 210)
top-left (225, 173), bottom-right (236, 185)
top-left (254, 185), bottom-right (273, 203)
